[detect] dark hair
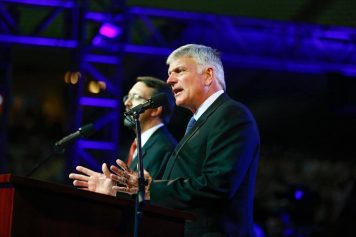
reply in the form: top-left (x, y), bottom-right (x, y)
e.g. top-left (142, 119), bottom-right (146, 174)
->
top-left (137, 76), bottom-right (175, 124)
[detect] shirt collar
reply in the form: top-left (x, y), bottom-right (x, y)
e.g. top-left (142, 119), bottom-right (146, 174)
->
top-left (140, 123), bottom-right (164, 147)
top-left (193, 90), bottom-right (224, 120)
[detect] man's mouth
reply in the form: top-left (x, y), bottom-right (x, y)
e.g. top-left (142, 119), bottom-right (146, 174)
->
top-left (173, 88), bottom-right (183, 96)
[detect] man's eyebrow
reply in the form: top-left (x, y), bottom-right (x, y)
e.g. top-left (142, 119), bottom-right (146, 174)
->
top-left (169, 66), bottom-right (184, 74)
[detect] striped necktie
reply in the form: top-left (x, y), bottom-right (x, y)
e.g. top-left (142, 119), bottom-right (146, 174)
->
top-left (184, 116), bottom-right (196, 135)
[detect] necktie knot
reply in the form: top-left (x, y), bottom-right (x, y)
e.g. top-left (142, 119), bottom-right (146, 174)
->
top-left (185, 116), bottom-right (196, 135)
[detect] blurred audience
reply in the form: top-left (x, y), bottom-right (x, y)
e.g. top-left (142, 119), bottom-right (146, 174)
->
top-left (255, 146), bottom-right (355, 237)
top-left (7, 95), bottom-right (66, 181)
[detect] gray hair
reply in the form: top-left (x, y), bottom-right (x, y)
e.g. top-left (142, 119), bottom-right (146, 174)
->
top-left (166, 44), bottom-right (226, 90)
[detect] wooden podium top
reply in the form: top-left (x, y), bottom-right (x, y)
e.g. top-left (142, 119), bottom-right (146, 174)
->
top-left (0, 173), bottom-right (193, 237)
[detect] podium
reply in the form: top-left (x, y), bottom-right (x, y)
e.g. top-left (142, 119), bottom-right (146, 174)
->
top-left (0, 174), bottom-right (193, 236)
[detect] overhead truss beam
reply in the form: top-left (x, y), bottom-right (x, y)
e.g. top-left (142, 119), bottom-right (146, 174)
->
top-left (126, 6), bottom-right (356, 76)
top-left (1, 3), bottom-right (355, 75)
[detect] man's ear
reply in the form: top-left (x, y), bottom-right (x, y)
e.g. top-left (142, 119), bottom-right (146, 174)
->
top-left (204, 67), bottom-right (214, 86)
top-left (150, 106), bottom-right (163, 117)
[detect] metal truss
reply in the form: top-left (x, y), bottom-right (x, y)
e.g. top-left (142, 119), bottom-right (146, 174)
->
top-left (69, 1), bottom-right (127, 171)
top-left (125, 6), bottom-right (356, 77)
top-left (1, 1), bottom-right (356, 172)
top-left (10, 4), bottom-right (348, 76)
top-left (0, 0), bottom-right (124, 171)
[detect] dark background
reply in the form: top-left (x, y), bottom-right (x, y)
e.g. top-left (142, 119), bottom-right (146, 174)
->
top-left (1, 1), bottom-right (355, 237)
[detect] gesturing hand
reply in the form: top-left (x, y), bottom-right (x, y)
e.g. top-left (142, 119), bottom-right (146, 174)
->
top-left (69, 163), bottom-right (116, 196)
top-left (110, 159), bottom-right (152, 199)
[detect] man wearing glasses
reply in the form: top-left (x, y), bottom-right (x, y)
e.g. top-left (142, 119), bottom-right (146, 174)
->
top-left (69, 76), bottom-right (177, 195)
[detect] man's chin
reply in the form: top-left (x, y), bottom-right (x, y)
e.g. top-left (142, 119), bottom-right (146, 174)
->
top-left (175, 98), bottom-right (185, 107)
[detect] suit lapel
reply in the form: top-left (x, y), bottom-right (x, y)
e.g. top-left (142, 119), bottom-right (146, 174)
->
top-left (163, 94), bottom-right (228, 178)
top-left (130, 127), bottom-right (162, 171)
top-left (129, 148), bottom-right (147, 170)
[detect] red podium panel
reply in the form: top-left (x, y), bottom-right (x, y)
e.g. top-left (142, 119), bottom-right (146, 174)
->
top-left (0, 174), bottom-right (193, 237)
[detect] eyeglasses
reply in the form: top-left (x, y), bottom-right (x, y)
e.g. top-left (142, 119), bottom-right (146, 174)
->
top-left (123, 93), bottom-right (148, 103)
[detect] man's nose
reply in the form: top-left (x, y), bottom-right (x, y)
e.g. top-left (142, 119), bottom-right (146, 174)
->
top-left (124, 98), bottom-right (131, 107)
top-left (167, 75), bottom-right (176, 85)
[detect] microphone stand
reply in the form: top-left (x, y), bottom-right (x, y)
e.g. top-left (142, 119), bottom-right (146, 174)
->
top-left (26, 145), bottom-right (65, 177)
top-left (26, 123), bottom-right (94, 177)
top-left (132, 112), bottom-right (145, 237)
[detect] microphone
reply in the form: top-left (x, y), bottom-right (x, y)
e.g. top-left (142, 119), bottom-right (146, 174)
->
top-left (26, 123), bottom-right (95, 177)
top-left (124, 93), bottom-right (168, 116)
top-left (54, 123), bottom-right (95, 148)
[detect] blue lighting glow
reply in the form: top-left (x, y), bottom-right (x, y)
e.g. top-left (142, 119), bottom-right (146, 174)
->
top-left (86, 12), bottom-right (123, 22)
top-left (2, 0), bottom-right (74, 8)
top-left (124, 44), bottom-right (172, 56)
top-left (79, 97), bottom-right (118, 108)
top-left (294, 189), bottom-right (304, 200)
top-left (76, 149), bottom-right (101, 170)
top-left (85, 54), bottom-right (119, 64)
top-left (0, 34), bottom-right (77, 48)
top-left (253, 223), bottom-right (265, 237)
top-left (99, 23), bottom-right (121, 38)
top-left (129, 6), bottom-right (207, 20)
top-left (92, 35), bottom-right (104, 47)
top-left (77, 140), bottom-right (116, 150)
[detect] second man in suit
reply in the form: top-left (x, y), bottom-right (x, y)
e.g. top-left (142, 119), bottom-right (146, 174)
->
top-left (69, 76), bottom-right (177, 195)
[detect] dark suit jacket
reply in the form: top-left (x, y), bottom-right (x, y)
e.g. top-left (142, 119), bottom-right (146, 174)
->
top-left (129, 125), bottom-right (177, 179)
top-left (150, 94), bottom-right (260, 237)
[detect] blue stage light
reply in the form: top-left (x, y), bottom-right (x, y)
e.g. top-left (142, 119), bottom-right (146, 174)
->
top-left (294, 189), bottom-right (304, 200)
top-left (99, 23), bottom-right (121, 38)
